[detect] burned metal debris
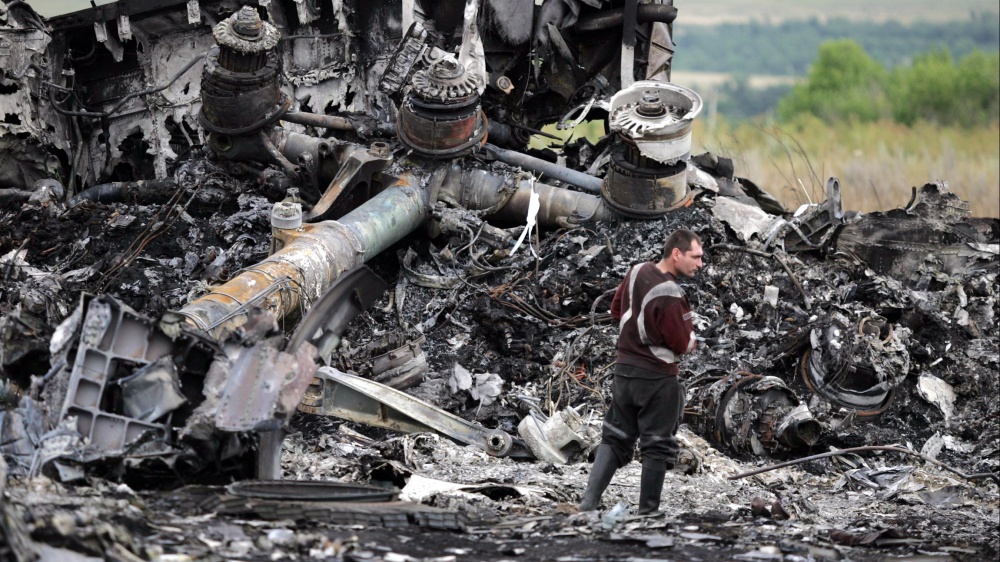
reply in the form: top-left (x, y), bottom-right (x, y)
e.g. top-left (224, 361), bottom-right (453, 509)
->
top-left (1, 1), bottom-right (999, 561)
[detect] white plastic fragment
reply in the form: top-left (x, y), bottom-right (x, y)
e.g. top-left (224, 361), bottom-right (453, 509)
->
top-left (763, 285), bottom-right (779, 307)
top-left (510, 180), bottom-right (539, 256)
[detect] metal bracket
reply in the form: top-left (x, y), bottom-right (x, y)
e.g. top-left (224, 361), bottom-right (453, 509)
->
top-left (304, 145), bottom-right (392, 222)
top-left (299, 367), bottom-right (533, 459)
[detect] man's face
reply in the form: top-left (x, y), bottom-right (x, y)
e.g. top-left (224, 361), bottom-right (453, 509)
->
top-left (673, 241), bottom-right (704, 278)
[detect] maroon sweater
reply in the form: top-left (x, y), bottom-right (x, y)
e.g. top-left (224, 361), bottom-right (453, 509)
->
top-left (610, 262), bottom-right (697, 376)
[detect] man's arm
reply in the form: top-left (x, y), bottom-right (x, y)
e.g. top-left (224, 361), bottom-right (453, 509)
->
top-left (652, 298), bottom-right (696, 355)
top-left (610, 267), bottom-right (632, 321)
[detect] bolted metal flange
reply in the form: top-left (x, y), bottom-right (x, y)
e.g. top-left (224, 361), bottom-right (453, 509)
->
top-left (636, 93), bottom-right (667, 118)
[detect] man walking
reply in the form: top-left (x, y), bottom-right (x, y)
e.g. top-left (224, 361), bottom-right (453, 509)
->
top-left (579, 229), bottom-right (703, 515)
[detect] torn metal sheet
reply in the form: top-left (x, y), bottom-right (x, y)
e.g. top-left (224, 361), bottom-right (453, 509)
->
top-left (213, 338), bottom-right (318, 432)
top-left (712, 196), bottom-right (776, 243)
top-left (764, 177), bottom-right (846, 252)
top-left (834, 182), bottom-right (1000, 283)
top-left (119, 357), bottom-right (187, 422)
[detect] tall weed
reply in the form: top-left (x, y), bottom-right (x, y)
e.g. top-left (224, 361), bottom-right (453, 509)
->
top-left (695, 116), bottom-right (1000, 217)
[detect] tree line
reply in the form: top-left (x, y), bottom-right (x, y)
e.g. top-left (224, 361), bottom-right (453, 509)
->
top-left (673, 14), bottom-right (999, 76)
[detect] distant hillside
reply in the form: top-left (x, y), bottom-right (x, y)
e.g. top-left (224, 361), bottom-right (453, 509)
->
top-left (676, 0), bottom-right (998, 25)
top-left (673, 15), bottom-right (1000, 76)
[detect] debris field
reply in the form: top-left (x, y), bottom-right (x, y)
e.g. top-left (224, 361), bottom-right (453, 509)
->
top-left (1, 1), bottom-right (998, 561)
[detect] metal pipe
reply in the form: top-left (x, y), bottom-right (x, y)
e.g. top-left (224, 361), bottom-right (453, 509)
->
top-left (777, 418), bottom-right (822, 449)
top-left (69, 179), bottom-right (179, 206)
top-left (175, 173), bottom-right (429, 337)
top-left (439, 165), bottom-right (620, 226)
top-left (0, 188), bottom-right (33, 206)
top-left (491, 177), bottom-right (620, 226)
top-left (282, 111), bottom-right (355, 131)
top-left (575, 4), bottom-right (678, 33)
top-left (484, 144), bottom-right (605, 194)
top-left (260, 131), bottom-right (300, 178)
top-left (728, 445), bottom-right (1000, 486)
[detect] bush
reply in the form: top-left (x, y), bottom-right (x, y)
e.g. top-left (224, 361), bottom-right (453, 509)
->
top-left (778, 41), bottom-right (999, 127)
top-left (777, 40), bottom-right (891, 123)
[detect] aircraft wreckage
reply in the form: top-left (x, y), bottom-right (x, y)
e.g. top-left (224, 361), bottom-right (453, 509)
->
top-left (1, 1), bottom-right (998, 560)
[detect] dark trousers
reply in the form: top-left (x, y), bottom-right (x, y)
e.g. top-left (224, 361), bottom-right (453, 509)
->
top-left (599, 366), bottom-right (685, 469)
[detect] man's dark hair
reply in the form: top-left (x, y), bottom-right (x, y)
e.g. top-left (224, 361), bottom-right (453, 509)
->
top-left (662, 229), bottom-right (702, 260)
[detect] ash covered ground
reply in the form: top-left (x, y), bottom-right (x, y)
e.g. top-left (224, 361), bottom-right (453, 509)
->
top-left (1, 150), bottom-right (998, 561)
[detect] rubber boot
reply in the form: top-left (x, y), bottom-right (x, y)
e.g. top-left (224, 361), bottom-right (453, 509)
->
top-left (637, 458), bottom-right (667, 515)
top-left (578, 444), bottom-right (618, 511)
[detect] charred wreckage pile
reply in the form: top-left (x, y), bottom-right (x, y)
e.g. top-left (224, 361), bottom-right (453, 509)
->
top-left (1, 1), bottom-right (998, 561)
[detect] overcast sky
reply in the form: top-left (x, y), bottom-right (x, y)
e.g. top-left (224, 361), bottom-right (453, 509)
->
top-left (27, 1), bottom-right (116, 19)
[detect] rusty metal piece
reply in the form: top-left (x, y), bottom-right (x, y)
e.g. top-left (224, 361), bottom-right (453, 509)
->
top-left (200, 46), bottom-right (284, 136)
top-left (398, 96), bottom-right (488, 159)
top-left (177, 165), bottom-right (623, 337)
top-left (602, 147), bottom-right (689, 218)
top-left (175, 174), bottom-right (429, 338)
top-left (368, 141), bottom-right (391, 159)
top-left (298, 367), bottom-right (531, 459)
top-left (200, 7), bottom-right (287, 145)
top-left (398, 59), bottom-right (488, 159)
